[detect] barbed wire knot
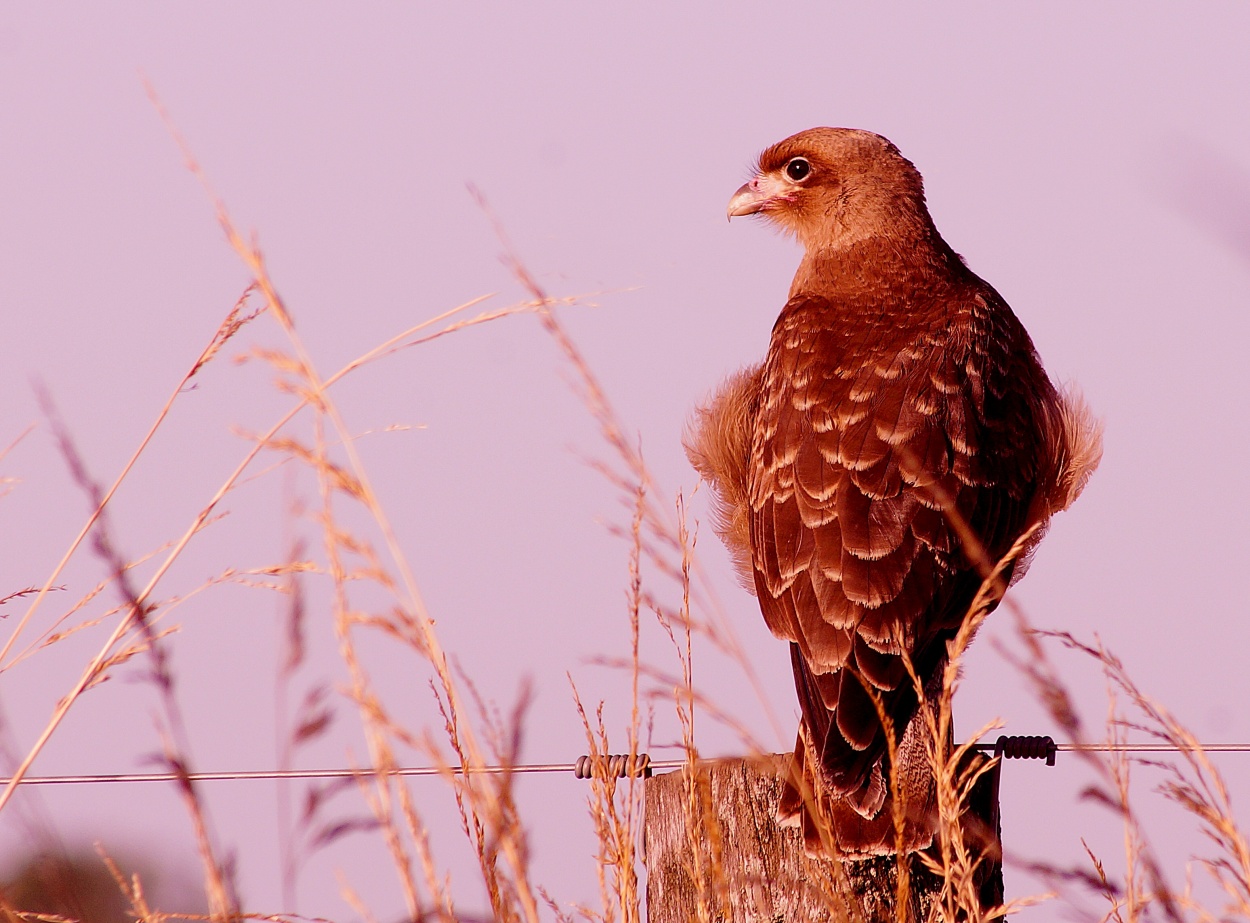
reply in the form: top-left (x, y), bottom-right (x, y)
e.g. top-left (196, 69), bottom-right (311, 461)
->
top-left (574, 753), bottom-right (652, 779)
top-left (995, 734), bottom-right (1056, 766)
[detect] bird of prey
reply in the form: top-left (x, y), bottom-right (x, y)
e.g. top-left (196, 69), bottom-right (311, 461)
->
top-left (686, 128), bottom-right (1101, 856)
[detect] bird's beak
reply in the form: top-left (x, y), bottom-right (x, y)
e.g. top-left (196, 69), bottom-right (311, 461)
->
top-left (727, 173), bottom-right (790, 221)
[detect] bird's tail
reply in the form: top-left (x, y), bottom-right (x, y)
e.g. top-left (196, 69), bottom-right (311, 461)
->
top-left (776, 726), bottom-right (939, 858)
top-left (779, 644), bottom-right (953, 857)
top-left (786, 643), bottom-right (888, 812)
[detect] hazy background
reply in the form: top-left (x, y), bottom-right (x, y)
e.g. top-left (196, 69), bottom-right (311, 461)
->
top-left (3, 4), bottom-right (1249, 919)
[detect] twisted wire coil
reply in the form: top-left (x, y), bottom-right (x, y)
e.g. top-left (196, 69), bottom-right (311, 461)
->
top-left (994, 734), bottom-right (1057, 765)
top-left (573, 753), bottom-right (652, 779)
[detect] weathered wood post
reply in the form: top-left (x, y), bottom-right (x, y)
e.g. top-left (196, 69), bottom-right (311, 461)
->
top-left (643, 754), bottom-right (1003, 922)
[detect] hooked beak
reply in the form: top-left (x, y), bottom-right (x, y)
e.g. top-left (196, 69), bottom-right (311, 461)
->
top-left (726, 173), bottom-right (792, 220)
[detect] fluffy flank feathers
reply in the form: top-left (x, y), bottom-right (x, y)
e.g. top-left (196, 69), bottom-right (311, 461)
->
top-left (1054, 386), bottom-right (1104, 512)
top-left (684, 365), bottom-right (761, 594)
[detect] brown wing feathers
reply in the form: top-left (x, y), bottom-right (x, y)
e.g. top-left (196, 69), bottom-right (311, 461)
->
top-left (750, 288), bottom-right (999, 799)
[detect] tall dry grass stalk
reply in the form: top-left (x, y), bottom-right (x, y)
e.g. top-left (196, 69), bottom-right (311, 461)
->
top-left (3, 106), bottom-right (1248, 923)
top-left (1001, 619), bottom-right (1250, 923)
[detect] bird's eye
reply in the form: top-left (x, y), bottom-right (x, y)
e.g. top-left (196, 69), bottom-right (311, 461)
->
top-left (785, 157), bottom-right (811, 182)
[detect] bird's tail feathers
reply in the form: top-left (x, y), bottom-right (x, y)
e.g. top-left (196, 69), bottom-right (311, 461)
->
top-left (777, 727), bottom-right (936, 858)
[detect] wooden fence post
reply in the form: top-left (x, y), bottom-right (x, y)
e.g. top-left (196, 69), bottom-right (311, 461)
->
top-left (642, 754), bottom-right (1002, 922)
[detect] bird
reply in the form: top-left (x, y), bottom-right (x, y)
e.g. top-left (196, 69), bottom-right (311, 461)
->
top-left (685, 128), bottom-right (1102, 857)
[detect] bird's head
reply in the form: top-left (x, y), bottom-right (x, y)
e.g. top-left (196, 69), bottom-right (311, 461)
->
top-left (727, 128), bottom-right (931, 252)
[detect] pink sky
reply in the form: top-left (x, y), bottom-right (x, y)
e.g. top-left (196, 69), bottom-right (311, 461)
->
top-left (3, 4), bottom-right (1250, 919)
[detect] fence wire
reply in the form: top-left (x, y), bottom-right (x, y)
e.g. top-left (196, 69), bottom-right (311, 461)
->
top-left (5, 738), bottom-right (1249, 787)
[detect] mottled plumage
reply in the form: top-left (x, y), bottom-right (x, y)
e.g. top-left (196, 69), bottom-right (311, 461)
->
top-left (687, 128), bottom-right (1101, 856)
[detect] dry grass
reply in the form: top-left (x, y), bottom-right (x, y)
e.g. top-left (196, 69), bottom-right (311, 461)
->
top-left (2, 120), bottom-right (1248, 923)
